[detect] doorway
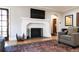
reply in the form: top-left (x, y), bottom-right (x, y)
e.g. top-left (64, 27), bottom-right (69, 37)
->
top-left (52, 19), bottom-right (57, 35)
top-left (51, 15), bottom-right (58, 36)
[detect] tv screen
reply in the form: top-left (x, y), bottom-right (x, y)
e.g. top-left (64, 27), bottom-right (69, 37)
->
top-left (30, 8), bottom-right (45, 19)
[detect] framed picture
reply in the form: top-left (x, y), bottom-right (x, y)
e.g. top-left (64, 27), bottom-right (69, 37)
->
top-left (65, 15), bottom-right (73, 26)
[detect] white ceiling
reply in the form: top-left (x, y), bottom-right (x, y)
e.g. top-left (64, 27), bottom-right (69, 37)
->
top-left (29, 6), bottom-right (79, 13)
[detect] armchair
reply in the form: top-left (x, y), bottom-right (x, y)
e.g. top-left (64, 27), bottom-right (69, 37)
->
top-left (0, 36), bottom-right (5, 52)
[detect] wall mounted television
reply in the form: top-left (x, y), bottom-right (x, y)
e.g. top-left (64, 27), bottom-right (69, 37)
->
top-left (30, 8), bottom-right (45, 19)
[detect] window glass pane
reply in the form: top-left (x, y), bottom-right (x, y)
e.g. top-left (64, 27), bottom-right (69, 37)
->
top-left (2, 21), bottom-right (7, 26)
top-left (2, 34), bottom-right (7, 37)
top-left (2, 27), bottom-right (7, 31)
top-left (0, 27), bottom-right (1, 31)
top-left (2, 10), bottom-right (7, 15)
top-left (2, 31), bottom-right (7, 37)
top-left (2, 16), bottom-right (7, 20)
top-left (2, 31), bottom-right (7, 36)
top-left (0, 10), bottom-right (1, 15)
top-left (0, 31), bottom-right (1, 35)
top-left (0, 21), bottom-right (1, 26)
top-left (0, 16), bottom-right (1, 20)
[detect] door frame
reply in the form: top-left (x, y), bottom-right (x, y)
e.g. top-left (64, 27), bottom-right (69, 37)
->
top-left (0, 8), bottom-right (9, 40)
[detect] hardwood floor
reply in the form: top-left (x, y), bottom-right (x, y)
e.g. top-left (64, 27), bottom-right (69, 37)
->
top-left (5, 36), bottom-right (57, 47)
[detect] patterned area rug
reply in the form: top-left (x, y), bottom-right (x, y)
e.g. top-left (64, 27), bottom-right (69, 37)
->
top-left (5, 40), bottom-right (79, 52)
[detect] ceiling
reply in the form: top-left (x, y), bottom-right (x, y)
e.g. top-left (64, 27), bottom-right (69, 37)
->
top-left (29, 6), bottom-right (79, 13)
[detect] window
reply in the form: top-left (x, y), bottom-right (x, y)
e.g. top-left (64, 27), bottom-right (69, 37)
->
top-left (0, 8), bottom-right (9, 40)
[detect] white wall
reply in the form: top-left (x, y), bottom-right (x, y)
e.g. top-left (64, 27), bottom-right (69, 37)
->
top-left (0, 6), bottom-right (62, 40)
top-left (50, 15), bottom-right (58, 34)
top-left (46, 11), bottom-right (63, 33)
top-left (62, 8), bottom-right (79, 28)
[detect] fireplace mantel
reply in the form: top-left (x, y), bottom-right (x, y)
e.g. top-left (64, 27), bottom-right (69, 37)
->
top-left (21, 17), bottom-right (49, 22)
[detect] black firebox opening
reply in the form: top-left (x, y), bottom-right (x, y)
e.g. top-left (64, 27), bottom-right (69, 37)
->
top-left (31, 28), bottom-right (43, 38)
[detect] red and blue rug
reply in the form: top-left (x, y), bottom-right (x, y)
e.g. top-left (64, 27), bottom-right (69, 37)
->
top-left (5, 40), bottom-right (79, 52)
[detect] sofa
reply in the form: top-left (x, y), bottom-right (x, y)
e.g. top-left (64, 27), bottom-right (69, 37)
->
top-left (58, 27), bottom-right (79, 47)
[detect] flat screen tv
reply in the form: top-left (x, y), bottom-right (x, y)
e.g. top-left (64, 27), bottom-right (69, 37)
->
top-left (30, 8), bottom-right (45, 19)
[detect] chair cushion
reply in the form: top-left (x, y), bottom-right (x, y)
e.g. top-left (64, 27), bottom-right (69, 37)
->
top-left (68, 27), bottom-right (78, 35)
top-left (60, 35), bottom-right (71, 41)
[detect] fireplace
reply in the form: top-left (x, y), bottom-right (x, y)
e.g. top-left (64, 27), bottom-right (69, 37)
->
top-left (21, 19), bottom-right (51, 39)
top-left (31, 28), bottom-right (43, 38)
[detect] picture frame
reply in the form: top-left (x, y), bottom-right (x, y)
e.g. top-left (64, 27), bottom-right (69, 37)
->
top-left (65, 15), bottom-right (73, 26)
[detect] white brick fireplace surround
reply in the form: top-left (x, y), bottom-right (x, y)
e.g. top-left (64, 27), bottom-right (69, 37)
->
top-left (21, 18), bottom-right (51, 39)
